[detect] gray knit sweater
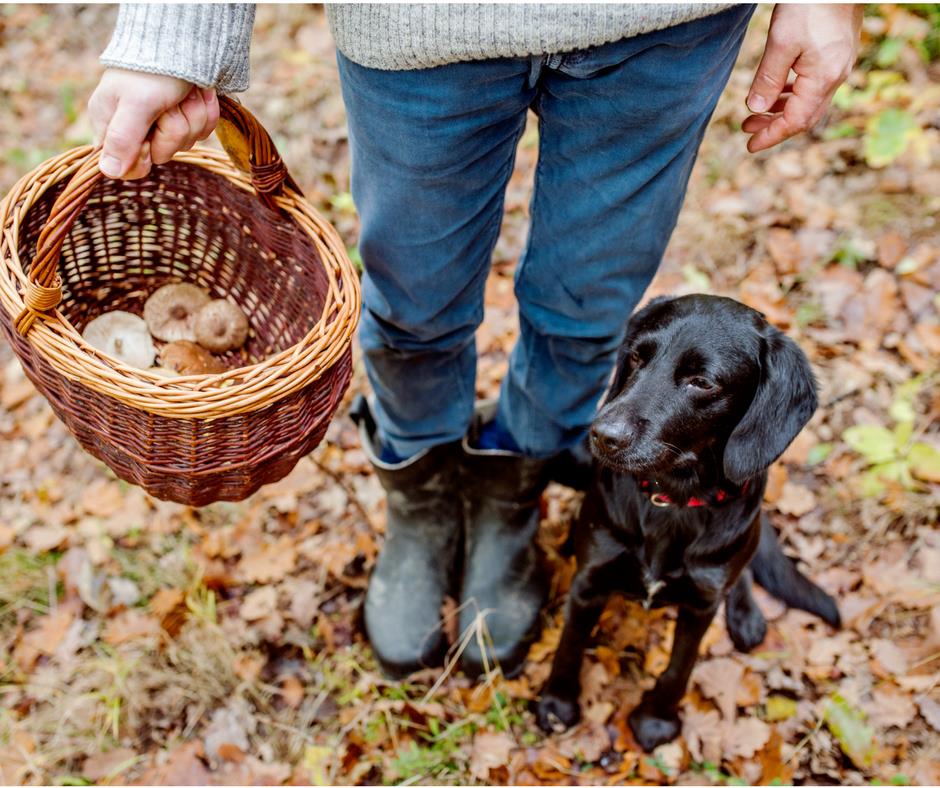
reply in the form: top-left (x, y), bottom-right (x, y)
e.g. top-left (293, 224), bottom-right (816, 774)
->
top-left (101, 3), bottom-right (732, 92)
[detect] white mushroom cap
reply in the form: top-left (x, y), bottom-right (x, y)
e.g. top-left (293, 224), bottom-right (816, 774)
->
top-left (194, 299), bottom-right (249, 352)
top-left (143, 283), bottom-right (211, 342)
top-left (82, 311), bottom-right (157, 369)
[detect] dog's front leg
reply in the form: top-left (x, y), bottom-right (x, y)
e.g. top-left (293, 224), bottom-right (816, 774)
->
top-left (536, 574), bottom-right (607, 733)
top-left (725, 569), bottom-right (768, 652)
top-left (629, 604), bottom-right (715, 751)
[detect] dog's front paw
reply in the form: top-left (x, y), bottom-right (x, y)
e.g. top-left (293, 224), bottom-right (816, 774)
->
top-left (536, 692), bottom-right (581, 733)
top-left (628, 701), bottom-right (681, 752)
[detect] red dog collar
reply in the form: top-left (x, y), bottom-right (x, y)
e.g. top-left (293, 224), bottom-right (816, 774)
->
top-left (638, 478), bottom-right (748, 508)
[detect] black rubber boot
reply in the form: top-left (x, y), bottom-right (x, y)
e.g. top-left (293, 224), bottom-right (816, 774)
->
top-left (458, 401), bottom-right (550, 679)
top-left (350, 396), bottom-right (462, 679)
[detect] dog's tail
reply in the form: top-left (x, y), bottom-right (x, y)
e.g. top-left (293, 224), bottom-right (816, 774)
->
top-left (751, 515), bottom-right (841, 628)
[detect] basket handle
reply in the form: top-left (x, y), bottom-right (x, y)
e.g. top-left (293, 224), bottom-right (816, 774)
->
top-left (14, 95), bottom-right (301, 337)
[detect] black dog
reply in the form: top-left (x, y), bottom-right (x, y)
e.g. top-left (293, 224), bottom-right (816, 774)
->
top-left (536, 294), bottom-right (840, 752)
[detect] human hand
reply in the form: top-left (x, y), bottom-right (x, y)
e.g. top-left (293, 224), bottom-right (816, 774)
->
top-left (743, 4), bottom-right (862, 153)
top-left (88, 68), bottom-right (220, 179)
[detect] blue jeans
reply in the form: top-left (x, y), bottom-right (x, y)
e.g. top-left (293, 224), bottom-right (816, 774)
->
top-left (338, 6), bottom-right (754, 459)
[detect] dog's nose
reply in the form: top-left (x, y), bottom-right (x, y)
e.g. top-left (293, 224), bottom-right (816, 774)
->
top-left (591, 420), bottom-right (629, 454)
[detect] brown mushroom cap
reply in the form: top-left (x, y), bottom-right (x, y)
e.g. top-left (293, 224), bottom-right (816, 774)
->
top-left (194, 299), bottom-right (249, 352)
top-left (160, 340), bottom-right (226, 375)
top-left (144, 283), bottom-right (211, 342)
top-left (82, 311), bottom-right (156, 369)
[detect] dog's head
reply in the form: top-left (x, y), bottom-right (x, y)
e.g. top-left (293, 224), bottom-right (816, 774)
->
top-left (591, 295), bottom-right (817, 484)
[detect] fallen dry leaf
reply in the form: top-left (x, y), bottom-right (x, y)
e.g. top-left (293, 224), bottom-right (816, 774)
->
top-left (238, 536), bottom-right (298, 583)
top-left (240, 585), bottom-right (278, 621)
top-left (877, 231), bottom-right (907, 269)
top-left (81, 478), bottom-right (124, 518)
top-left (14, 608), bottom-right (75, 670)
top-left (775, 481), bottom-right (817, 517)
top-left (722, 716), bottom-right (771, 759)
top-left (866, 684), bottom-right (917, 730)
top-left (694, 657), bottom-right (744, 721)
top-left (869, 639), bottom-right (908, 678)
top-left (281, 675), bottom-right (304, 709)
top-left (102, 610), bottom-right (162, 646)
top-left (917, 695), bottom-right (940, 732)
top-left (23, 524), bottom-right (69, 553)
top-left (82, 748), bottom-right (138, 783)
top-left (557, 720), bottom-right (610, 763)
top-left (469, 731), bottom-right (514, 781)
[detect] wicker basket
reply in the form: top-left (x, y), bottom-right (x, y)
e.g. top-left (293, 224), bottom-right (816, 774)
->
top-left (0, 97), bottom-right (360, 506)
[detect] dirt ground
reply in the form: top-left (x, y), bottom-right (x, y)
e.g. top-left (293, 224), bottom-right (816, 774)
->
top-left (0, 4), bottom-right (938, 785)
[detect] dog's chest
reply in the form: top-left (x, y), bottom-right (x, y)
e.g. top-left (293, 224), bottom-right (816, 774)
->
top-left (631, 531), bottom-right (695, 608)
top-left (602, 504), bottom-right (719, 608)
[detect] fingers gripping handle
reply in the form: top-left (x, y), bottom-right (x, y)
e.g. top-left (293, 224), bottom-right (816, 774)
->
top-left (14, 96), bottom-right (301, 337)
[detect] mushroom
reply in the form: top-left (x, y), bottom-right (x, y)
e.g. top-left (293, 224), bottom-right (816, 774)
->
top-left (82, 311), bottom-right (156, 369)
top-left (143, 283), bottom-right (210, 342)
top-left (194, 299), bottom-right (249, 352)
top-left (160, 340), bottom-right (226, 375)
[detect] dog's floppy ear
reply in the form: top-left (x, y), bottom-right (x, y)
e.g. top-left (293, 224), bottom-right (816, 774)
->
top-left (603, 296), bottom-right (673, 404)
top-left (723, 327), bottom-right (818, 484)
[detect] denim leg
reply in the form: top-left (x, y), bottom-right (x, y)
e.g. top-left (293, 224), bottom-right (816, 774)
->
top-left (498, 6), bottom-right (754, 457)
top-left (338, 53), bottom-right (534, 458)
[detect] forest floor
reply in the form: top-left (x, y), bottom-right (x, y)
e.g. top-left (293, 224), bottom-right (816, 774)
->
top-left (0, 4), bottom-right (938, 786)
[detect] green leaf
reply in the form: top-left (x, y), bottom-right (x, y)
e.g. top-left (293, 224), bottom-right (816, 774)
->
top-left (890, 398), bottom-right (916, 425)
top-left (329, 191), bottom-right (357, 214)
top-left (765, 695), bottom-right (798, 722)
top-left (843, 424), bottom-right (897, 464)
top-left (823, 693), bottom-right (876, 768)
top-left (823, 121), bottom-right (858, 141)
top-left (832, 83), bottom-right (857, 111)
top-left (893, 419), bottom-right (914, 447)
top-left (831, 237), bottom-right (873, 268)
top-left (860, 469), bottom-right (887, 498)
top-left (864, 108), bottom-right (922, 168)
top-left (876, 38), bottom-right (904, 68)
top-left (682, 264), bottom-right (711, 291)
top-left (871, 460), bottom-right (909, 484)
top-left (807, 442), bottom-right (833, 466)
top-left (909, 443), bottom-right (940, 483)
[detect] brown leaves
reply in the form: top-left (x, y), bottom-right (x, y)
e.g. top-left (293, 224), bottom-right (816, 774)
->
top-left (470, 731), bottom-right (515, 781)
top-left (0, 6), bottom-right (938, 787)
top-left (722, 717), bottom-right (771, 759)
top-left (102, 610), bottom-right (163, 646)
top-left (81, 478), bottom-right (125, 518)
top-left (237, 535), bottom-right (298, 583)
top-left (775, 481), bottom-right (818, 517)
top-left (82, 748), bottom-right (138, 784)
top-left (877, 231), bottom-right (907, 269)
top-left (916, 696), bottom-right (940, 732)
top-left (149, 587), bottom-right (187, 636)
top-left (694, 657), bottom-right (744, 721)
top-left (766, 228), bottom-right (804, 275)
top-left (13, 607), bottom-right (75, 670)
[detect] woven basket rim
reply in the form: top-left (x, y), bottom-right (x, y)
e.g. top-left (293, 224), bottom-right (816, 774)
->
top-left (0, 145), bottom-right (360, 419)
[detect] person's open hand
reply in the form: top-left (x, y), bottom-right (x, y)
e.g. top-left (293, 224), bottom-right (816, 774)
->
top-left (88, 68), bottom-right (219, 179)
top-left (743, 4), bottom-right (862, 153)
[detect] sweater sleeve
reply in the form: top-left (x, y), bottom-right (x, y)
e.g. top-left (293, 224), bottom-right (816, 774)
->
top-left (100, 4), bottom-right (256, 93)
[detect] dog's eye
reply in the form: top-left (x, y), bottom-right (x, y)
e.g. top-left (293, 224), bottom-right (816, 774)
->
top-left (688, 376), bottom-right (714, 391)
top-left (629, 349), bottom-right (643, 368)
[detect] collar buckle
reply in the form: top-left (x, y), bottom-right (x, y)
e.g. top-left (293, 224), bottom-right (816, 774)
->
top-left (649, 492), bottom-right (672, 507)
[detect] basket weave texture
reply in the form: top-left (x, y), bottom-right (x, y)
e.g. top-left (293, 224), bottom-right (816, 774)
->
top-left (0, 97), bottom-right (360, 506)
